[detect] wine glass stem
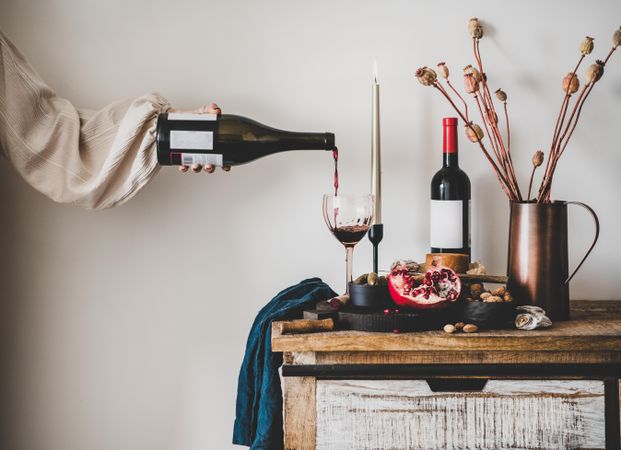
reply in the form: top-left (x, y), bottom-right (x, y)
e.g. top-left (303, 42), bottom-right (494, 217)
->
top-left (345, 246), bottom-right (354, 294)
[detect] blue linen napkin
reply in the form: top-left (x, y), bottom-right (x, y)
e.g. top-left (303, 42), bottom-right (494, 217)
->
top-left (232, 278), bottom-right (336, 449)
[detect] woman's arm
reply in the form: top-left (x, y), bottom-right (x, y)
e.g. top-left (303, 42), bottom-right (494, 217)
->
top-left (0, 29), bottom-right (171, 210)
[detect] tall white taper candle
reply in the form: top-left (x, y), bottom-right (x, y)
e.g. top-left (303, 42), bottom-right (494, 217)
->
top-left (371, 61), bottom-right (382, 224)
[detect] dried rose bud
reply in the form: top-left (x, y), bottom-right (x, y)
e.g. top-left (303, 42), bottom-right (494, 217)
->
top-left (465, 123), bottom-right (484, 142)
top-left (495, 88), bottom-right (507, 102)
top-left (463, 64), bottom-right (482, 82)
top-left (468, 17), bottom-right (483, 39)
top-left (580, 36), bottom-right (594, 55)
top-left (437, 62), bottom-right (449, 79)
top-left (464, 73), bottom-right (480, 93)
top-left (532, 150), bottom-right (544, 167)
top-left (585, 60), bottom-right (605, 84)
top-left (415, 66), bottom-right (437, 86)
top-left (562, 72), bottom-right (580, 94)
top-left (613, 27), bottom-right (621, 49)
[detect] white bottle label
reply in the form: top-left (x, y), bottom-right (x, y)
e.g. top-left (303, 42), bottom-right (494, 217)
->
top-left (170, 130), bottom-right (213, 150)
top-left (181, 153), bottom-right (223, 166)
top-left (430, 200), bottom-right (463, 248)
top-left (168, 112), bottom-right (217, 121)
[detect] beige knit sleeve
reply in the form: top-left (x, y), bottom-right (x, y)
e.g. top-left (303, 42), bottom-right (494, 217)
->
top-left (0, 30), bottom-right (171, 210)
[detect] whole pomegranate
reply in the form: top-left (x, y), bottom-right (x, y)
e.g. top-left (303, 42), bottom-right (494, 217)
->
top-left (388, 260), bottom-right (462, 310)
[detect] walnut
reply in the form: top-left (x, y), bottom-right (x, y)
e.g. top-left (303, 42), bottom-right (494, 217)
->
top-left (470, 283), bottom-right (484, 298)
top-left (492, 286), bottom-right (506, 297)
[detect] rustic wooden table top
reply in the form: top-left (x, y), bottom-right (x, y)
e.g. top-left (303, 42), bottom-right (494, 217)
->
top-left (272, 301), bottom-right (621, 358)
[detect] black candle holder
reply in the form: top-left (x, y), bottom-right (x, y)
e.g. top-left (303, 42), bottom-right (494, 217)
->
top-left (368, 223), bottom-right (383, 274)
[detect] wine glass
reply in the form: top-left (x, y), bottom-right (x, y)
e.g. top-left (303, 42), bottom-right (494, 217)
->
top-left (322, 194), bottom-right (374, 293)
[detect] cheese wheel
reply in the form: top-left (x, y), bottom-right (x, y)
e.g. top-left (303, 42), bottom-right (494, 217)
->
top-left (425, 253), bottom-right (469, 274)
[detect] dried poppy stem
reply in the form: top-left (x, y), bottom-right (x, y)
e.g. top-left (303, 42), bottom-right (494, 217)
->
top-left (473, 38), bottom-right (522, 201)
top-left (527, 151), bottom-right (544, 201)
top-left (538, 83), bottom-right (589, 201)
top-left (556, 47), bottom-right (616, 164)
top-left (553, 85), bottom-right (589, 155)
top-left (527, 167), bottom-right (537, 201)
top-left (541, 54), bottom-right (585, 197)
top-left (557, 83), bottom-right (596, 158)
top-left (473, 37), bottom-right (523, 200)
top-left (604, 45), bottom-right (617, 64)
top-left (503, 102), bottom-right (511, 155)
top-left (474, 39), bottom-right (500, 132)
top-left (473, 95), bottom-right (503, 165)
top-left (502, 101), bottom-right (523, 199)
top-left (553, 56), bottom-right (584, 148)
top-left (446, 79), bottom-right (469, 121)
top-left (540, 82), bottom-right (596, 201)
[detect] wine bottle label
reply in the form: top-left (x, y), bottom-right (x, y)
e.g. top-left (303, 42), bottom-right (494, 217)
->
top-left (430, 200), bottom-right (463, 248)
top-left (170, 130), bottom-right (213, 150)
top-left (181, 153), bottom-right (223, 166)
top-left (167, 112), bottom-right (218, 121)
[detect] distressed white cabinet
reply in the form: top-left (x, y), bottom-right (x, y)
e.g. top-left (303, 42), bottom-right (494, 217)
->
top-left (273, 301), bottom-right (621, 450)
top-left (315, 379), bottom-right (605, 450)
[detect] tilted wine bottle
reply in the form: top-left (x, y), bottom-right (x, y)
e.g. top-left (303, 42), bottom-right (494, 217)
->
top-left (156, 113), bottom-right (335, 166)
top-left (430, 117), bottom-right (471, 258)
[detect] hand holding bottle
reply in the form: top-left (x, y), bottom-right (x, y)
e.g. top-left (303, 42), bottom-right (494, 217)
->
top-left (171, 103), bottom-right (233, 173)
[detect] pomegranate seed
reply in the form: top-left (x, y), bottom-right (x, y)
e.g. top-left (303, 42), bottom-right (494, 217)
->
top-left (392, 328), bottom-right (401, 334)
top-left (383, 309), bottom-right (390, 315)
top-left (328, 298), bottom-right (342, 310)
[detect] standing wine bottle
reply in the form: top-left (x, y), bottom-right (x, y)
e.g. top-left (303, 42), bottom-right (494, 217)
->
top-left (430, 117), bottom-right (471, 258)
top-left (156, 113), bottom-right (335, 166)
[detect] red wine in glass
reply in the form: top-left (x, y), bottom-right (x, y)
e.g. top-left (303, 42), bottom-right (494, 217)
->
top-left (332, 224), bottom-right (370, 247)
top-left (322, 194), bottom-right (374, 293)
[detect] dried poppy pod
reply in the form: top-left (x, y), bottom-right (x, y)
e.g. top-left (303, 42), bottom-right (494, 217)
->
top-left (437, 62), bottom-right (449, 79)
top-left (486, 110), bottom-right (498, 125)
top-left (562, 72), bottom-right (580, 94)
top-left (415, 67), bottom-right (437, 86)
top-left (468, 17), bottom-right (483, 39)
top-left (465, 123), bottom-right (484, 142)
top-left (532, 150), bottom-right (544, 167)
top-left (495, 88), bottom-right (507, 102)
top-left (464, 73), bottom-right (480, 93)
top-left (580, 36), bottom-right (594, 56)
top-left (613, 26), bottom-right (621, 49)
top-left (463, 64), bottom-right (482, 82)
top-left (585, 60), bottom-right (605, 84)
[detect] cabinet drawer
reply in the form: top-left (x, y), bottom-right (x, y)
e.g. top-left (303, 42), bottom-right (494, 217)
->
top-left (315, 379), bottom-right (605, 450)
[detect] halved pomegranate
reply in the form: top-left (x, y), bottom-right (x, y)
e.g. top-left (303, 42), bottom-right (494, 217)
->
top-left (388, 260), bottom-right (462, 310)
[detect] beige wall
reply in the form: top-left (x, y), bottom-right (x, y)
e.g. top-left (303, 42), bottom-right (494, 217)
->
top-left (1, 0), bottom-right (620, 449)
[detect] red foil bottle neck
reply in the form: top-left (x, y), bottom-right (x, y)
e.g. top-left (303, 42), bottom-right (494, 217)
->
top-left (443, 117), bottom-right (458, 154)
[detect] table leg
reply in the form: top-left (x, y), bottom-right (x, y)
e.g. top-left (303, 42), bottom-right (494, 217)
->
top-left (284, 376), bottom-right (316, 450)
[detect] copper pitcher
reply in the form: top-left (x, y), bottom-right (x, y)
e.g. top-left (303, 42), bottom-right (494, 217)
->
top-left (507, 201), bottom-right (599, 321)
